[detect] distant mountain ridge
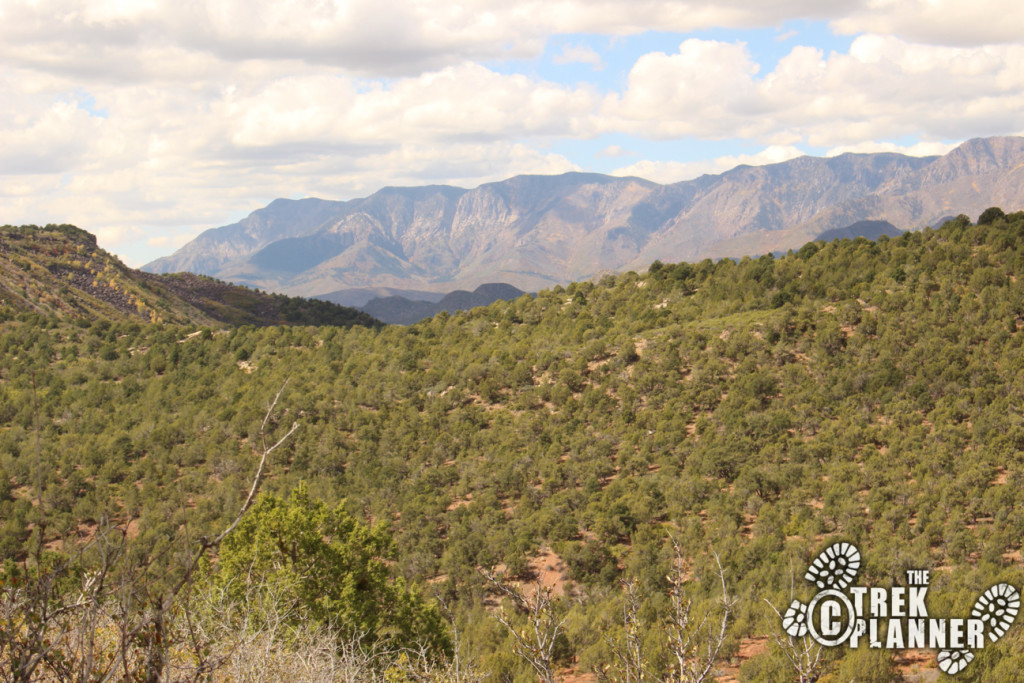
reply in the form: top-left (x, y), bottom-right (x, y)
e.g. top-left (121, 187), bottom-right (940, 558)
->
top-left (143, 136), bottom-right (1024, 297)
top-left (147, 197), bottom-right (350, 277)
top-left (355, 283), bottom-right (527, 325)
top-left (814, 220), bottom-right (902, 243)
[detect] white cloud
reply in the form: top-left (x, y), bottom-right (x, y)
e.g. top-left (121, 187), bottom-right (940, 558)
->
top-left (0, 1), bottom-right (1012, 89)
top-left (611, 145), bottom-right (805, 183)
top-left (601, 39), bottom-right (763, 139)
top-left (601, 35), bottom-right (1024, 146)
top-left (2, 0), bottom-right (1024, 266)
top-left (0, 98), bottom-right (102, 173)
top-left (553, 44), bottom-right (604, 70)
top-left (0, 56), bottom-right (593, 264)
top-left (596, 145), bottom-right (634, 158)
top-left (0, 63), bottom-right (586, 264)
top-left (201, 64), bottom-right (600, 167)
top-left (825, 140), bottom-right (960, 158)
top-left (0, 0), bottom-right (861, 79)
top-left (832, 0), bottom-right (1024, 47)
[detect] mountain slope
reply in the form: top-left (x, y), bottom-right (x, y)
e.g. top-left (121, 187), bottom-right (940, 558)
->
top-left (0, 224), bottom-right (378, 328)
top-left (144, 197), bottom-right (349, 276)
top-left (143, 136), bottom-right (1024, 297)
top-left (745, 136), bottom-right (1024, 253)
top-left (11, 212), bottom-right (1024, 680)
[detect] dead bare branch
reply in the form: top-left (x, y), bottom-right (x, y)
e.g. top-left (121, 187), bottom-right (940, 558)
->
top-left (483, 569), bottom-right (567, 683)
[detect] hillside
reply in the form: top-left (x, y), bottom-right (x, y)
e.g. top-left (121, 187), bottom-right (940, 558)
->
top-left (0, 223), bottom-right (378, 328)
top-left (5, 210), bottom-right (1024, 680)
top-left (144, 136), bottom-right (1024, 300)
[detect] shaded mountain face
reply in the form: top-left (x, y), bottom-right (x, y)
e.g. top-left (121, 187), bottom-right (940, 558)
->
top-left (317, 286), bottom-right (448, 309)
top-left (145, 197), bottom-right (349, 276)
top-left (143, 136), bottom-right (1024, 297)
top-left (357, 283), bottom-right (527, 325)
top-left (815, 220), bottom-right (902, 243)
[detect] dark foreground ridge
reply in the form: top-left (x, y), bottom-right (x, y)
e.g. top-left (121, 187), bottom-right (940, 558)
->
top-left (0, 223), bottom-right (379, 328)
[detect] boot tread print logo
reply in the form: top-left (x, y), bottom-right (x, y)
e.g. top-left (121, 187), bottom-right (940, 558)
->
top-left (805, 541), bottom-right (860, 591)
top-left (780, 543), bottom-right (1020, 676)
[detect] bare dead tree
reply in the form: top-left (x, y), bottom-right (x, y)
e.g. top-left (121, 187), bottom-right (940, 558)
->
top-left (404, 593), bottom-right (486, 683)
top-left (764, 601), bottom-right (825, 683)
top-left (483, 570), bottom-right (567, 683)
top-left (604, 578), bottom-right (650, 682)
top-left (182, 573), bottom-right (381, 682)
top-left (602, 540), bottom-right (735, 683)
top-left (385, 638), bottom-right (487, 683)
top-left (123, 380), bottom-right (299, 683)
top-left (764, 560), bottom-right (825, 683)
top-left (664, 542), bottom-right (735, 683)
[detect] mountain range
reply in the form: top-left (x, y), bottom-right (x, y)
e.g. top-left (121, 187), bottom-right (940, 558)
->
top-left (143, 136), bottom-right (1024, 299)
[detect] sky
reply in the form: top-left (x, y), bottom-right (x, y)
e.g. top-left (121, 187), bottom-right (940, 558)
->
top-left (2, 1), bottom-right (1024, 266)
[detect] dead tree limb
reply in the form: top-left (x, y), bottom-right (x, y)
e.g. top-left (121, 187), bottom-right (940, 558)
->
top-left (482, 570), bottom-right (566, 683)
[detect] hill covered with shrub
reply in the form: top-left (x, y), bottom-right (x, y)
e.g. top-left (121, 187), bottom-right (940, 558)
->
top-left (3, 210), bottom-right (1024, 680)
